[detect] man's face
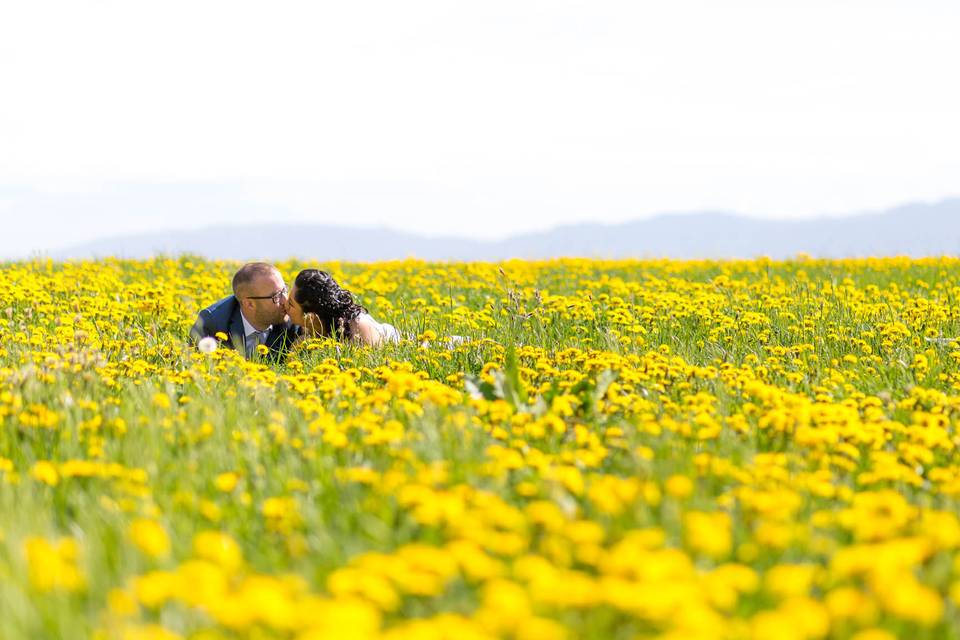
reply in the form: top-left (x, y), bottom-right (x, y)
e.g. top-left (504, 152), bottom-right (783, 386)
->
top-left (240, 270), bottom-right (288, 329)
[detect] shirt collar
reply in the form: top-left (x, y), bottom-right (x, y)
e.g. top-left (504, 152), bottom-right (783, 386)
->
top-left (240, 311), bottom-right (271, 338)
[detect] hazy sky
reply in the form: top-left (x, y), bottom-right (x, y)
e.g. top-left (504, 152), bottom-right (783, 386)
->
top-left (1, 1), bottom-right (958, 256)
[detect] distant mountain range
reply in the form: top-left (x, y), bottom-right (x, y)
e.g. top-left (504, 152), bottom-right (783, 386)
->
top-left (54, 198), bottom-right (960, 261)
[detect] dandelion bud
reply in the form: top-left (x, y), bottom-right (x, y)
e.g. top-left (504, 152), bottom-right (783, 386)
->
top-left (198, 337), bottom-right (218, 354)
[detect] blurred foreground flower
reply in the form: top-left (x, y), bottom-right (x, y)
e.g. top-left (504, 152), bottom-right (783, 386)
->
top-left (129, 519), bottom-right (171, 559)
top-left (24, 536), bottom-right (86, 592)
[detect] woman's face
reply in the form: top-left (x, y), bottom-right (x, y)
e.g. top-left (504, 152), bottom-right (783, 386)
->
top-left (286, 283), bottom-right (304, 325)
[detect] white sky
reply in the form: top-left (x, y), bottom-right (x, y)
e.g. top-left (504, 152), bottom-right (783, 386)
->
top-left (1, 0), bottom-right (958, 256)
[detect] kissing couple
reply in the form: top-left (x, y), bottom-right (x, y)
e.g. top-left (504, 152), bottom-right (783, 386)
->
top-left (189, 262), bottom-right (400, 359)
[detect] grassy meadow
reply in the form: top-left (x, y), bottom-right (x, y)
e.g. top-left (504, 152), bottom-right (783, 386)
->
top-left (2, 256), bottom-right (960, 640)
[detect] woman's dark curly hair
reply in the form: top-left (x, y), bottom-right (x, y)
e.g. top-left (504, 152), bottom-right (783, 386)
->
top-left (293, 269), bottom-right (367, 340)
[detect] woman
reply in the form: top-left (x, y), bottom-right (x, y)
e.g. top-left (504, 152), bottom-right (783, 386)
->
top-left (286, 269), bottom-right (400, 346)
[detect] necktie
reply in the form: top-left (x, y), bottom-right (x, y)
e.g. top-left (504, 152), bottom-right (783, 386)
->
top-left (247, 330), bottom-right (268, 357)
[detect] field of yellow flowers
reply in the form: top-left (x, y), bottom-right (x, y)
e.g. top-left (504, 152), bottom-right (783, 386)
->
top-left (2, 256), bottom-right (960, 640)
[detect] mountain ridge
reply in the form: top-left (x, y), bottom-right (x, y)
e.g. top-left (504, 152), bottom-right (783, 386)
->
top-left (49, 198), bottom-right (960, 261)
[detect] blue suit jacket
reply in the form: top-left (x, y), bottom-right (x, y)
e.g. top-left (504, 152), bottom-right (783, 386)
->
top-left (189, 295), bottom-right (301, 360)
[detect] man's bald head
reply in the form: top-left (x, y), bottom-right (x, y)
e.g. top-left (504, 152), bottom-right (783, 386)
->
top-left (232, 262), bottom-right (281, 297)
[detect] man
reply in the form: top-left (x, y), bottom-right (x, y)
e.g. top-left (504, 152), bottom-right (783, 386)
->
top-left (190, 262), bottom-right (301, 359)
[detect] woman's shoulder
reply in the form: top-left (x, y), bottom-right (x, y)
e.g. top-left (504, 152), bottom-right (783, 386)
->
top-left (355, 313), bottom-right (385, 329)
top-left (351, 313), bottom-right (401, 346)
top-left (351, 312), bottom-right (378, 329)
top-left (349, 313), bottom-right (379, 345)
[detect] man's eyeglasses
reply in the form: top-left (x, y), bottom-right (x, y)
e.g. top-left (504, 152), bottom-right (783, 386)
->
top-left (247, 286), bottom-right (288, 305)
